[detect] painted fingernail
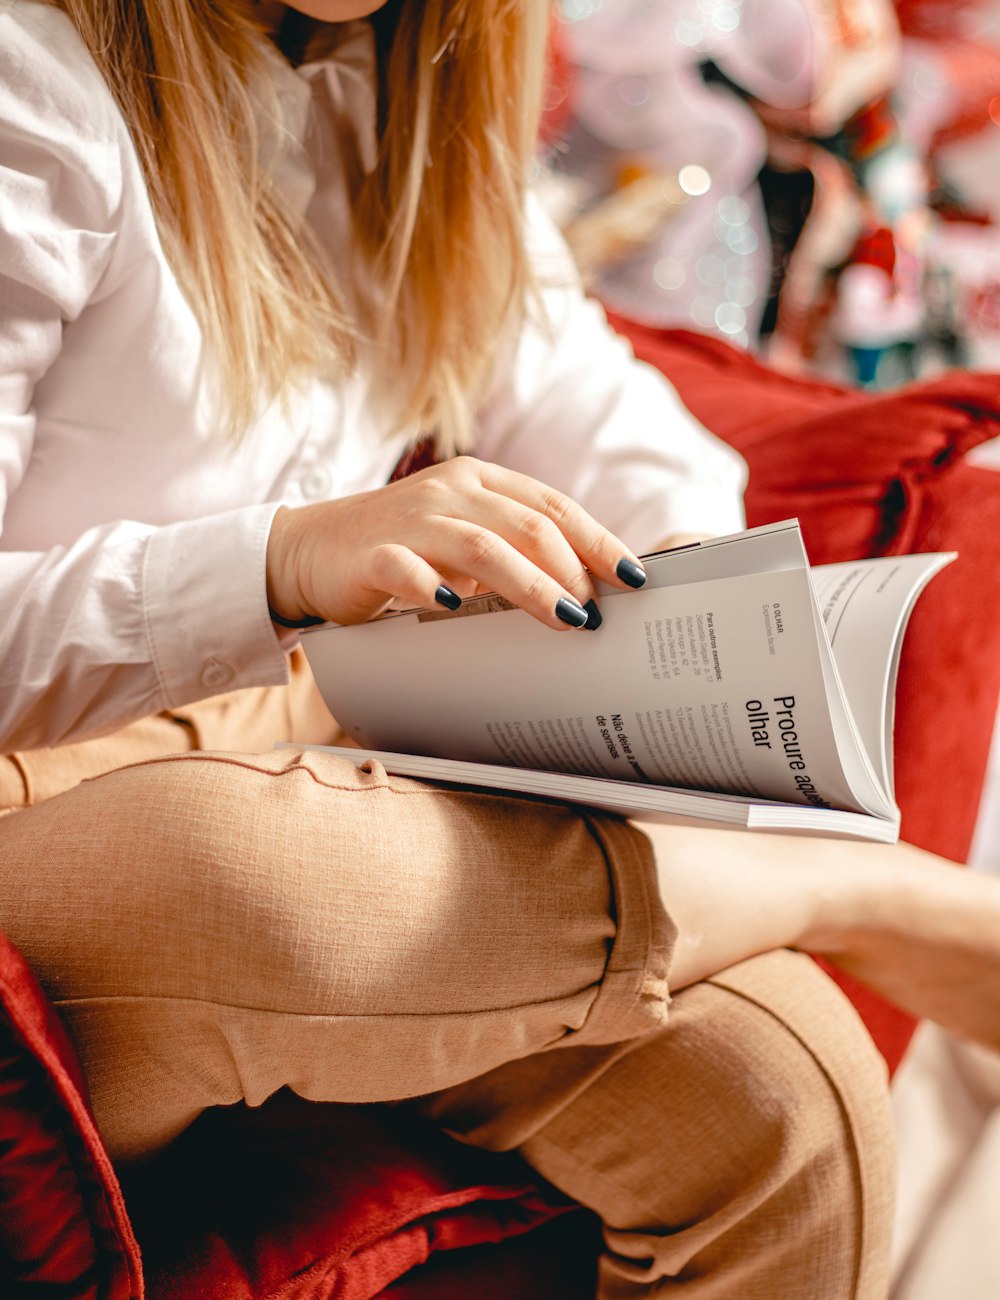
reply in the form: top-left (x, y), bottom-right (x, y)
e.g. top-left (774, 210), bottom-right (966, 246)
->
top-left (616, 556), bottom-right (647, 589)
top-left (555, 596), bottom-right (589, 628)
top-left (434, 585), bottom-right (462, 611)
top-left (583, 598), bottom-right (603, 631)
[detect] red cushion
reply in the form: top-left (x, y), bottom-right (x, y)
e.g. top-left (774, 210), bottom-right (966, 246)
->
top-left (381, 1211), bottom-right (599, 1298)
top-left (0, 929), bottom-right (140, 1299)
top-left (121, 1090), bottom-right (575, 1300)
top-left (613, 320), bottom-right (1000, 1072)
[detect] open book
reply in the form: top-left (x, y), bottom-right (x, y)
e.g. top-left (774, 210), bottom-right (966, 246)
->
top-left (292, 521), bottom-right (953, 842)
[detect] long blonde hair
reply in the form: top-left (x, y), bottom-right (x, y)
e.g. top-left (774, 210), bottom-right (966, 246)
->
top-left (47, 0), bottom-right (550, 450)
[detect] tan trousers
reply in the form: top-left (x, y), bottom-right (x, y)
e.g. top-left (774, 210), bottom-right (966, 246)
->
top-left (0, 655), bottom-right (894, 1297)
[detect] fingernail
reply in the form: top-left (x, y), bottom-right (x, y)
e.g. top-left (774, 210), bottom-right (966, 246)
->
top-left (616, 556), bottom-right (647, 589)
top-left (434, 585), bottom-right (462, 611)
top-left (555, 596), bottom-right (589, 628)
top-left (583, 598), bottom-right (603, 631)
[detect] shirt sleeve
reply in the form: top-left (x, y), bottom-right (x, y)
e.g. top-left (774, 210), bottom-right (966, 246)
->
top-left (471, 195), bottom-right (748, 553)
top-left (0, 6), bottom-right (289, 751)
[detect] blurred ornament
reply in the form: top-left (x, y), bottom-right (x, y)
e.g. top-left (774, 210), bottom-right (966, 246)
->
top-left (545, 0), bottom-right (805, 335)
top-left (542, 0), bottom-right (1000, 383)
top-left (561, 166), bottom-right (692, 283)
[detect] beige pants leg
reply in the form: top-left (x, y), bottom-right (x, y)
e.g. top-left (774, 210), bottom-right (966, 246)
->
top-left (0, 745), bottom-right (673, 1160)
top-left (0, 676), bottom-right (895, 1296)
top-left (419, 949), bottom-right (895, 1298)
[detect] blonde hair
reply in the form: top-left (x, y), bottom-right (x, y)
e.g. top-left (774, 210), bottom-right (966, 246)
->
top-left (47, 0), bottom-right (550, 450)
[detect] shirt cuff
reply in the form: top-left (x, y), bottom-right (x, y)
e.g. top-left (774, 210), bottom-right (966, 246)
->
top-left (142, 502), bottom-right (290, 708)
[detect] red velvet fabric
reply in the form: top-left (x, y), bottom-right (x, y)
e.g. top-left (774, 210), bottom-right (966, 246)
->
top-left (382, 1212), bottom-right (599, 1299)
top-left (121, 1091), bottom-right (576, 1300)
top-left (0, 929), bottom-right (141, 1299)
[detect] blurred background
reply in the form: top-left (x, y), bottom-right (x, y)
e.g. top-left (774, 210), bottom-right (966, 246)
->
top-left (537, 4), bottom-right (1000, 1296)
top-left (540, 0), bottom-right (1000, 386)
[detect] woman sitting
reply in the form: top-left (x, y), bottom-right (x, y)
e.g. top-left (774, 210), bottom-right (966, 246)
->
top-left (1, 2), bottom-right (998, 1296)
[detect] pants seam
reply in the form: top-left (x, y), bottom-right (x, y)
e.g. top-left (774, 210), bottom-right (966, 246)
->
top-left (574, 815), bottom-right (675, 1044)
top-left (51, 990), bottom-right (605, 1022)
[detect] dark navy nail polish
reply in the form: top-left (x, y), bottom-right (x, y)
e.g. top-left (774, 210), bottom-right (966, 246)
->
top-left (434, 585), bottom-right (462, 611)
top-left (555, 596), bottom-right (589, 628)
top-left (583, 599), bottom-right (603, 631)
top-left (616, 557), bottom-right (647, 589)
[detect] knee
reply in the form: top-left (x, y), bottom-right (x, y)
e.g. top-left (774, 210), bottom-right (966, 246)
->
top-left (511, 951), bottom-right (895, 1296)
top-left (655, 950), bottom-right (896, 1220)
top-left (647, 952), bottom-right (895, 1293)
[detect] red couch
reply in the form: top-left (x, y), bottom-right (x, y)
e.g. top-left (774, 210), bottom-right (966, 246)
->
top-left (4, 329), bottom-right (1000, 1299)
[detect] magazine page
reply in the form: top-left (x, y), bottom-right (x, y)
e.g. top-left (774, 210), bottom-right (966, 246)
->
top-left (811, 552), bottom-right (955, 797)
top-left (302, 524), bottom-right (883, 816)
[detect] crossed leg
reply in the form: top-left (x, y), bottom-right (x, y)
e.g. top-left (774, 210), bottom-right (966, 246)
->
top-left (420, 948), bottom-right (895, 1298)
top-left (0, 744), bottom-right (902, 1294)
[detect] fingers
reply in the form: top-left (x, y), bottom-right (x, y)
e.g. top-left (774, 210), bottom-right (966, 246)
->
top-left (400, 457), bottom-right (645, 613)
top-left (272, 458), bottom-right (649, 634)
top-left (437, 523), bottom-right (598, 630)
top-left (474, 460), bottom-right (647, 593)
top-left (357, 545), bottom-right (465, 618)
top-left (378, 459), bottom-right (613, 630)
top-left (353, 539), bottom-right (593, 632)
top-left (446, 492), bottom-right (598, 609)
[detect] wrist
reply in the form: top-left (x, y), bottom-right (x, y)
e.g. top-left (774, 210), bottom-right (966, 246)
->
top-left (266, 505), bottom-right (315, 625)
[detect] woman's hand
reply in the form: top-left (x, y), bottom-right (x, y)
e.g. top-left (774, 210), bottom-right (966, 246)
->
top-left (265, 456), bottom-right (648, 632)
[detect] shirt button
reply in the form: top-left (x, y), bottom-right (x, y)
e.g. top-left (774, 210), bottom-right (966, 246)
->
top-left (300, 466), bottom-right (332, 500)
top-left (201, 658), bottom-right (235, 690)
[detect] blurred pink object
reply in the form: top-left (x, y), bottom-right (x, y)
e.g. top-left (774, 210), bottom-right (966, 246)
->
top-left (547, 0), bottom-right (899, 340)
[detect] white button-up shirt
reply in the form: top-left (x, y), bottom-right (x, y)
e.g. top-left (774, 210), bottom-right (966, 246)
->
top-left (0, 0), bottom-right (746, 751)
